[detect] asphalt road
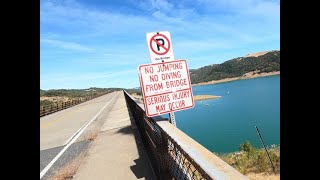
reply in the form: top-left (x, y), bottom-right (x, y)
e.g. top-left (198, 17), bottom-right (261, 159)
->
top-left (40, 91), bottom-right (121, 179)
top-left (40, 91), bottom-right (119, 150)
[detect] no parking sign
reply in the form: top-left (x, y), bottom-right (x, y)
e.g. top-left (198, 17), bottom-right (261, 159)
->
top-left (146, 31), bottom-right (175, 63)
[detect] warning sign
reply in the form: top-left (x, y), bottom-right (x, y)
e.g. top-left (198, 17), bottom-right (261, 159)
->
top-left (146, 31), bottom-right (175, 63)
top-left (138, 60), bottom-right (194, 117)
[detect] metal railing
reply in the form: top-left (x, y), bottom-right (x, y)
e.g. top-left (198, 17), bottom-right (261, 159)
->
top-left (124, 90), bottom-right (248, 180)
top-left (40, 93), bottom-right (108, 117)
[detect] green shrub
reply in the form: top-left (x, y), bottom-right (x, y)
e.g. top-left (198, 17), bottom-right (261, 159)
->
top-left (219, 141), bottom-right (280, 175)
top-left (239, 140), bottom-right (254, 152)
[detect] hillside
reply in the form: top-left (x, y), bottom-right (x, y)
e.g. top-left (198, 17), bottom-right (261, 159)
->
top-left (244, 50), bottom-right (274, 57)
top-left (40, 87), bottom-right (122, 107)
top-left (40, 87), bottom-right (143, 107)
top-left (40, 87), bottom-right (122, 97)
top-left (190, 50), bottom-right (280, 84)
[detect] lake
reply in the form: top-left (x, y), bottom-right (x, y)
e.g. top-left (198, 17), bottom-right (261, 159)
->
top-left (163, 75), bottom-right (280, 153)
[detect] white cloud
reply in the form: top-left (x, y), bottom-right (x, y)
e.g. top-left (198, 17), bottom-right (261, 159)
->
top-left (197, 0), bottom-right (279, 20)
top-left (41, 69), bottom-right (137, 85)
top-left (40, 0), bottom-right (279, 89)
top-left (137, 0), bottom-right (174, 12)
top-left (40, 0), bottom-right (160, 38)
top-left (175, 39), bottom-right (233, 51)
top-left (41, 39), bottom-right (93, 52)
top-left (40, 0), bottom-right (278, 45)
top-left (151, 10), bottom-right (187, 24)
top-left (151, 0), bottom-right (174, 10)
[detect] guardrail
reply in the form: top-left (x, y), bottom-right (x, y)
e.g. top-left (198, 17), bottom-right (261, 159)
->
top-left (124, 90), bottom-right (248, 180)
top-left (40, 93), bottom-right (108, 117)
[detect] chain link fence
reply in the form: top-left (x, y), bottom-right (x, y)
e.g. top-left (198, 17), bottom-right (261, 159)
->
top-left (124, 90), bottom-right (212, 180)
top-left (40, 93), bottom-right (108, 117)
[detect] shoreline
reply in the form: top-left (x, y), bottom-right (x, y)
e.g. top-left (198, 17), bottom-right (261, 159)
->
top-left (193, 95), bottom-right (221, 101)
top-left (192, 71), bottom-right (280, 86)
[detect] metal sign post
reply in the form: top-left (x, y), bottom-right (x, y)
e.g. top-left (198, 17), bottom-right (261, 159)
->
top-left (169, 112), bottom-right (176, 126)
top-left (255, 125), bottom-right (276, 173)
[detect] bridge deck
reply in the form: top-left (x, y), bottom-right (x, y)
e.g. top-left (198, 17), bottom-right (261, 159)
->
top-left (73, 92), bottom-right (155, 180)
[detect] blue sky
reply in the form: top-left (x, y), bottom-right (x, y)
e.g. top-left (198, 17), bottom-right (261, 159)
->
top-left (40, 0), bottom-right (280, 90)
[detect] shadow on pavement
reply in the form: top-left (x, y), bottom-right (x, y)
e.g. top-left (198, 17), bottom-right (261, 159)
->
top-left (115, 110), bottom-right (156, 179)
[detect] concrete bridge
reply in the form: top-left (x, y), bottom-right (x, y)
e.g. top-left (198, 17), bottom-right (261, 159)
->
top-left (40, 91), bottom-right (248, 180)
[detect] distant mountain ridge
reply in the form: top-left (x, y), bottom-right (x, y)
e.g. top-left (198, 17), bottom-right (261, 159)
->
top-left (190, 50), bottom-right (280, 84)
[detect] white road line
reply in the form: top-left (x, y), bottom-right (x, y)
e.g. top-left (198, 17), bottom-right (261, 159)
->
top-left (40, 93), bottom-right (118, 179)
top-left (64, 119), bottom-right (90, 145)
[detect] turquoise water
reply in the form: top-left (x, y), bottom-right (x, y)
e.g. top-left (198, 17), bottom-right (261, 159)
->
top-left (164, 75), bottom-right (280, 153)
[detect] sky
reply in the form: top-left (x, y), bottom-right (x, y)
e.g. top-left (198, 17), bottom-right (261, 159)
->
top-left (40, 0), bottom-right (280, 90)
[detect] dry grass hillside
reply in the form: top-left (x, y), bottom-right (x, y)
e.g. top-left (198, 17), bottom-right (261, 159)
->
top-left (244, 50), bottom-right (277, 57)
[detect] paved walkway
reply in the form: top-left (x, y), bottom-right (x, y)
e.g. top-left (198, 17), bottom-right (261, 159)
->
top-left (73, 92), bottom-right (155, 180)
